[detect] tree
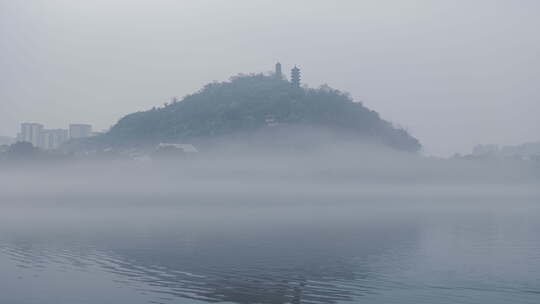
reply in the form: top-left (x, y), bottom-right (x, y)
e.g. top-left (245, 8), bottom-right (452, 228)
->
top-left (103, 73), bottom-right (421, 152)
top-left (7, 141), bottom-right (39, 157)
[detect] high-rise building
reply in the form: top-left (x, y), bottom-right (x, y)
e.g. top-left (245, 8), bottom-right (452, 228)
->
top-left (291, 66), bottom-right (301, 88)
top-left (41, 129), bottom-right (69, 150)
top-left (69, 124), bottom-right (92, 139)
top-left (20, 123), bottom-right (44, 147)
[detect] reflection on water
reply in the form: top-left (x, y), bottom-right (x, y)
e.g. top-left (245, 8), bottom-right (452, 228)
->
top-left (1, 200), bottom-right (540, 304)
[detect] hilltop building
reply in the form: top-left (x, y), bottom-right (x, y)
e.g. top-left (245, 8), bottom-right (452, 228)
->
top-left (291, 66), bottom-right (301, 88)
top-left (275, 62), bottom-right (282, 79)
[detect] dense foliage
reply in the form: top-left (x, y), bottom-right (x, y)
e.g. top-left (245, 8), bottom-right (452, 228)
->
top-left (0, 142), bottom-right (68, 164)
top-left (106, 74), bottom-right (421, 152)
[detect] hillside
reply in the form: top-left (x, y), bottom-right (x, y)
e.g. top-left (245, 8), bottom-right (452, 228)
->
top-left (104, 73), bottom-right (421, 152)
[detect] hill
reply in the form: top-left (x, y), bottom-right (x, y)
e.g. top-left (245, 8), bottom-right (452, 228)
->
top-left (103, 73), bottom-right (421, 152)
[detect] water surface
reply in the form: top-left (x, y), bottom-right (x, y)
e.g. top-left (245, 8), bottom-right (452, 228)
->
top-left (1, 193), bottom-right (539, 304)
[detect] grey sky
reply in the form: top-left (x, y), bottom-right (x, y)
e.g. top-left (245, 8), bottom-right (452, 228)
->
top-left (1, 0), bottom-right (539, 156)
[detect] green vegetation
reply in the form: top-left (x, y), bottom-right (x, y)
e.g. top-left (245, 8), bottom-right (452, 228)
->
top-left (0, 142), bottom-right (68, 163)
top-left (105, 73), bottom-right (421, 152)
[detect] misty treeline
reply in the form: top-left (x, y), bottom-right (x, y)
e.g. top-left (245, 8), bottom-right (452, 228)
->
top-left (99, 74), bottom-right (420, 152)
top-left (1, 140), bottom-right (539, 204)
top-left (0, 142), bottom-right (66, 162)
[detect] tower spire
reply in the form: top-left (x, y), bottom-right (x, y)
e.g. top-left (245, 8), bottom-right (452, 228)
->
top-left (275, 62), bottom-right (282, 79)
top-left (291, 65), bottom-right (301, 88)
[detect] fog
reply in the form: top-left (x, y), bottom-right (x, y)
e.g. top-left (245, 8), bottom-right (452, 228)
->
top-left (1, 138), bottom-right (538, 205)
top-left (2, 0), bottom-right (540, 156)
top-left (1, 143), bottom-right (539, 303)
top-left (2, 1), bottom-right (540, 302)
top-left (1, 129), bottom-right (540, 303)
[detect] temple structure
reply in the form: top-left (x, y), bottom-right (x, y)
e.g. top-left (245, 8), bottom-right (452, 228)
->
top-left (291, 65), bottom-right (301, 88)
top-left (275, 62), bottom-right (282, 79)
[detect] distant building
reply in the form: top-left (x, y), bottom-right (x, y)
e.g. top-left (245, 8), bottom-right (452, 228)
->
top-left (69, 124), bottom-right (92, 139)
top-left (265, 116), bottom-right (279, 127)
top-left (90, 131), bottom-right (104, 137)
top-left (15, 122), bottom-right (94, 150)
top-left (470, 142), bottom-right (540, 161)
top-left (291, 66), bottom-right (301, 88)
top-left (20, 123), bottom-right (44, 147)
top-left (41, 129), bottom-right (69, 150)
top-left (157, 143), bottom-right (198, 153)
top-left (275, 62), bottom-right (282, 79)
top-left (500, 141), bottom-right (540, 158)
top-left (472, 144), bottom-right (499, 156)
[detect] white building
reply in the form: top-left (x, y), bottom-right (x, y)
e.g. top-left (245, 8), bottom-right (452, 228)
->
top-left (158, 143), bottom-right (198, 153)
top-left (19, 123), bottom-right (44, 147)
top-left (69, 124), bottom-right (92, 139)
top-left (41, 129), bottom-right (69, 150)
top-left (18, 123), bottom-right (70, 150)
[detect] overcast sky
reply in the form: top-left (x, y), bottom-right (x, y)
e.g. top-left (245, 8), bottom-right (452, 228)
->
top-left (1, 0), bottom-right (539, 156)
